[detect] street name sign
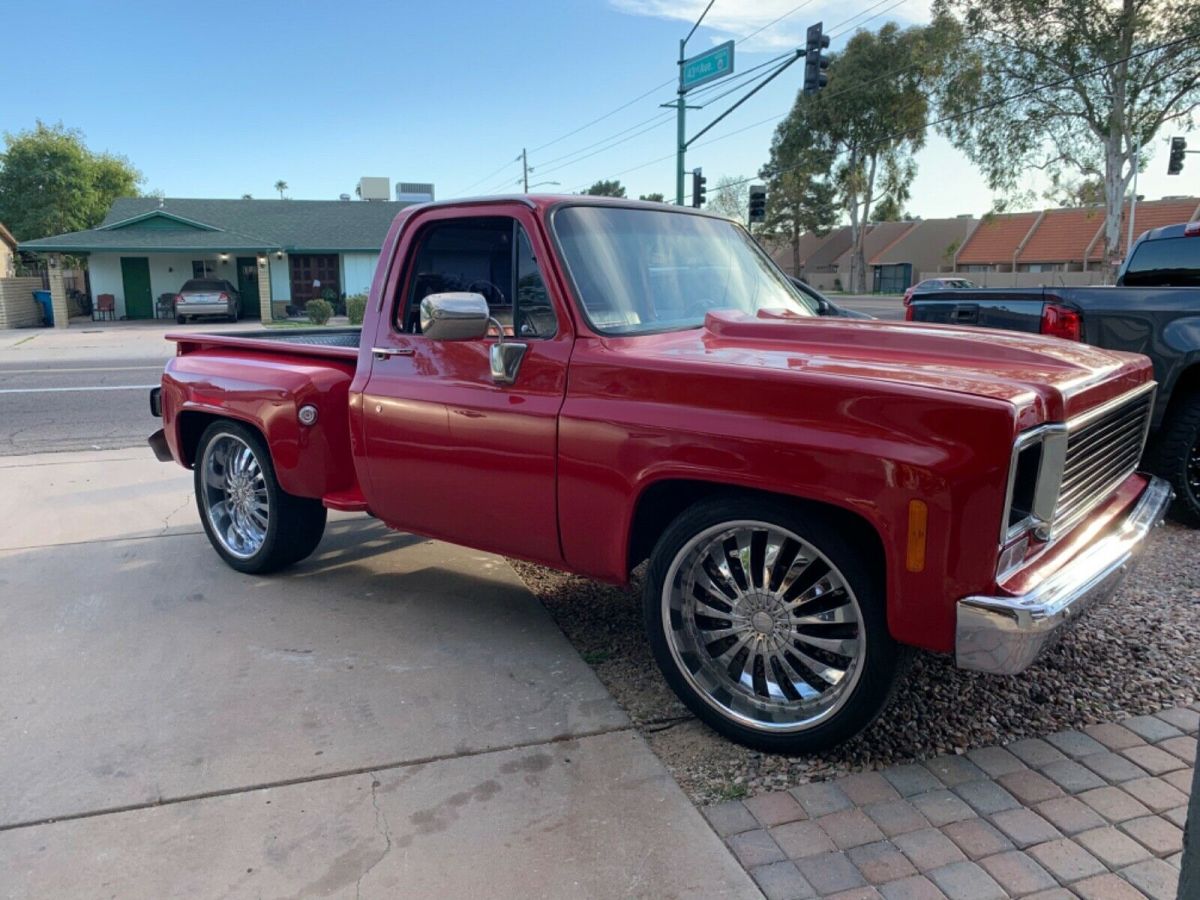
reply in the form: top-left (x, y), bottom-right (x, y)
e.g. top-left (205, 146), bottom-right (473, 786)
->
top-left (681, 40), bottom-right (735, 92)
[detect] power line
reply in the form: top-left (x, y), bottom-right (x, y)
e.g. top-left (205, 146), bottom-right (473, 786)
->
top-left (827, 0), bottom-right (902, 36)
top-left (530, 54), bottom-right (801, 183)
top-left (735, 0), bottom-right (819, 47)
top-left (451, 155), bottom-right (522, 197)
top-left (677, 31), bottom-right (1200, 196)
top-left (534, 110), bottom-right (677, 171)
top-left (453, 0), bottom-right (832, 195)
top-left (537, 3), bottom-right (909, 195)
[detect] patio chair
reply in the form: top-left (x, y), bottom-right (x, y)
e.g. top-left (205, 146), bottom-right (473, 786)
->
top-left (155, 293), bottom-right (176, 319)
top-left (94, 294), bottom-right (116, 321)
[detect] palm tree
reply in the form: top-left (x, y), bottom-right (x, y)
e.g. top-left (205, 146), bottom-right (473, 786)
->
top-left (274, 180), bottom-right (288, 199)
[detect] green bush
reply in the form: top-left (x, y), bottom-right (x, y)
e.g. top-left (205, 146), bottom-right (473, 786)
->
top-left (306, 298), bottom-right (333, 325)
top-left (346, 294), bottom-right (368, 325)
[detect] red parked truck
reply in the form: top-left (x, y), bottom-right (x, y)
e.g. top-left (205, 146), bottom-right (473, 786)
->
top-left (149, 196), bottom-right (1171, 753)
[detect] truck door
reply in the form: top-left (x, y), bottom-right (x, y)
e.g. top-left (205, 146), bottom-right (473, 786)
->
top-left (360, 206), bottom-right (572, 564)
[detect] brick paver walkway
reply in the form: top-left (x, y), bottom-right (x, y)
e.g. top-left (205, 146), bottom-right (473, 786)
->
top-left (704, 704), bottom-right (1197, 899)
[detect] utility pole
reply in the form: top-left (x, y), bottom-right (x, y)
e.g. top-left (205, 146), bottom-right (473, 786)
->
top-left (674, 1), bottom-right (715, 206)
top-left (522, 148), bottom-right (529, 193)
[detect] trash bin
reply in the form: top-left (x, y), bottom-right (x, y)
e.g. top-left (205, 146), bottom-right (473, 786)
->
top-left (32, 290), bottom-right (53, 327)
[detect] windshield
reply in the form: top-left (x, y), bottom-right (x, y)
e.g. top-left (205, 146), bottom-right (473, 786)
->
top-left (552, 205), bottom-right (814, 334)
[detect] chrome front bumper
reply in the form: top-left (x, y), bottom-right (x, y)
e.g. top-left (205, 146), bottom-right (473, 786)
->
top-left (956, 475), bottom-right (1172, 675)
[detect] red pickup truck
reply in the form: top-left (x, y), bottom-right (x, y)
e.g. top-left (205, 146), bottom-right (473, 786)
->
top-left (148, 196), bottom-right (1171, 753)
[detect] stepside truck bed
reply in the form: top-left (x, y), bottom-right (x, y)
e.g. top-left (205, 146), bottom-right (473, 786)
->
top-left (154, 326), bottom-right (364, 512)
top-left (167, 327), bottom-right (362, 360)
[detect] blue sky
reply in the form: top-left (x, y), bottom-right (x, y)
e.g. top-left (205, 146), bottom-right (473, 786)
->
top-left (3, 0), bottom-right (1186, 216)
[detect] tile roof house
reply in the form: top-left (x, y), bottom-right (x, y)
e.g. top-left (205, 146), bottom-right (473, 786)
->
top-left (768, 231), bottom-right (828, 277)
top-left (869, 217), bottom-right (979, 292)
top-left (801, 227), bottom-right (855, 292)
top-left (1016, 206), bottom-right (1106, 268)
top-left (954, 211), bottom-right (1042, 270)
top-left (19, 197), bottom-right (412, 320)
top-left (826, 221), bottom-right (916, 291)
top-left (1084, 196), bottom-right (1200, 265)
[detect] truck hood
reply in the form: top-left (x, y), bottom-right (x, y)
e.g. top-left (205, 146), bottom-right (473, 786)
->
top-left (628, 311), bottom-right (1153, 427)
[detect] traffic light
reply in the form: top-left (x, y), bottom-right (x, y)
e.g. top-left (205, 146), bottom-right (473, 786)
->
top-left (1168, 137), bottom-right (1186, 175)
top-left (748, 185), bottom-right (767, 224)
top-left (691, 168), bottom-right (707, 208)
top-left (804, 22), bottom-right (830, 94)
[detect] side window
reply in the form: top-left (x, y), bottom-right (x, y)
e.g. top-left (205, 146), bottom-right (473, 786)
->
top-left (399, 217), bottom-right (511, 333)
top-left (514, 223), bottom-right (556, 338)
top-left (397, 217), bottom-right (556, 338)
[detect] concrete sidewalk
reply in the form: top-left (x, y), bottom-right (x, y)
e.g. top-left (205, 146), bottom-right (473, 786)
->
top-left (0, 319), bottom-right (265, 364)
top-left (0, 449), bottom-right (756, 898)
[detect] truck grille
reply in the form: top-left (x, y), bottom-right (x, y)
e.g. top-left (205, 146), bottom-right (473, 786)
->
top-left (1052, 387), bottom-right (1154, 536)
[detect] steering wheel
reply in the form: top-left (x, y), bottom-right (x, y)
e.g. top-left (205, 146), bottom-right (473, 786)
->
top-left (467, 279), bottom-right (504, 307)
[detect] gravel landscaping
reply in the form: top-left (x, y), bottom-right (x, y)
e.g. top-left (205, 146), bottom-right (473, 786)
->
top-left (510, 522), bottom-right (1200, 805)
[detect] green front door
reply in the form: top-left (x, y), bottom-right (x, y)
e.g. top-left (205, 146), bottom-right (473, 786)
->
top-left (120, 257), bottom-right (153, 319)
top-left (236, 257), bottom-right (260, 320)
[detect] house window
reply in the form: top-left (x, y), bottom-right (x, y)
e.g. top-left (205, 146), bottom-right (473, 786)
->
top-left (192, 260), bottom-right (216, 278)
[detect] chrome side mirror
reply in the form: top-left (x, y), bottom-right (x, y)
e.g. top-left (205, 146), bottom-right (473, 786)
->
top-left (420, 292), bottom-right (490, 340)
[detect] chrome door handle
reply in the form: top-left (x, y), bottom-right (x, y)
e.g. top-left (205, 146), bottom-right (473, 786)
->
top-left (372, 347), bottom-right (414, 360)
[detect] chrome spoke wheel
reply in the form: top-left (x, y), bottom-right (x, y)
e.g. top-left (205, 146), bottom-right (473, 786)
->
top-left (662, 521), bottom-right (865, 733)
top-left (200, 433), bottom-right (269, 559)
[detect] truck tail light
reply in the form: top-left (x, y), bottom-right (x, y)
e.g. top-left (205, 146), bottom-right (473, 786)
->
top-left (174, 294), bottom-right (184, 305)
top-left (1040, 304), bottom-right (1081, 341)
top-left (904, 304), bottom-right (914, 321)
top-left (218, 292), bottom-right (230, 302)
top-left (1184, 220), bottom-right (1200, 236)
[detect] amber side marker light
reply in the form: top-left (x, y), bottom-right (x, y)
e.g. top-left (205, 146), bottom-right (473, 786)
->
top-left (906, 500), bottom-right (928, 572)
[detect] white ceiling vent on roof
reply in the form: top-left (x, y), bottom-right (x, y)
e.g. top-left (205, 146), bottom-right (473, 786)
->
top-left (357, 177), bottom-right (390, 202)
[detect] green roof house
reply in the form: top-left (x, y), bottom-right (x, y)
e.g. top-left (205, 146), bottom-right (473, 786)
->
top-left (20, 196), bottom-right (412, 322)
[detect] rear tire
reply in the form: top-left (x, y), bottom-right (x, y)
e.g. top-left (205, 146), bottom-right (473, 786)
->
top-left (1149, 392), bottom-right (1200, 527)
top-left (194, 420), bottom-right (327, 573)
top-left (643, 495), bottom-right (904, 754)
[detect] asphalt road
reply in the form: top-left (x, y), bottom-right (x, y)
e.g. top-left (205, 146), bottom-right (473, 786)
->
top-left (0, 357), bottom-right (164, 456)
top-left (0, 299), bottom-right (900, 458)
top-left (836, 294), bottom-right (906, 319)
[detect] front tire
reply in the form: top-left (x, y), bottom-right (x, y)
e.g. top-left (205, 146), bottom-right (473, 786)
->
top-left (194, 421), bottom-right (327, 573)
top-left (643, 495), bottom-right (903, 753)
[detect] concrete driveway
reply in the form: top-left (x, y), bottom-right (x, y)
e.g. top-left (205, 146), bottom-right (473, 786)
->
top-left (0, 449), bottom-right (756, 898)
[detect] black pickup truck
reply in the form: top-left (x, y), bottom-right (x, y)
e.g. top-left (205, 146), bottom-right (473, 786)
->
top-left (907, 221), bottom-right (1200, 525)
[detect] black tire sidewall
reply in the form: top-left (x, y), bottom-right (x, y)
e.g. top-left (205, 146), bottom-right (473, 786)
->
top-left (194, 421), bottom-right (290, 574)
top-left (1157, 394), bottom-right (1200, 527)
top-left (642, 495), bottom-right (901, 754)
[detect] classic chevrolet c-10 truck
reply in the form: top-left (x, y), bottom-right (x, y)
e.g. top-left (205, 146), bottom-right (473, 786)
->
top-left (149, 196), bottom-right (1171, 752)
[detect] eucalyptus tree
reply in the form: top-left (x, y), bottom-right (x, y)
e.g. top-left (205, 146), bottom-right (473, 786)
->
top-left (934, 0), bottom-right (1200, 267)
top-left (768, 22), bottom-right (950, 291)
